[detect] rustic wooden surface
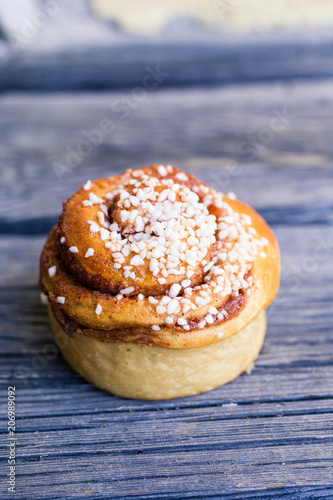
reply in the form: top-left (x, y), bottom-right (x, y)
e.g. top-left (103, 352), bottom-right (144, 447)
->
top-left (1, 79), bottom-right (333, 499)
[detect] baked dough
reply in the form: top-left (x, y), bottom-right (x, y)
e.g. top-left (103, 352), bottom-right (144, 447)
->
top-left (49, 305), bottom-right (266, 400)
top-left (40, 165), bottom-right (280, 399)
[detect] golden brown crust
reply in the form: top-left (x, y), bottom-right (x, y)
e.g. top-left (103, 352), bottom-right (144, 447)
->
top-left (48, 287), bottom-right (248, 347)
top-left (40, 165), bottom-right (280, 349)
top-left (58, 167), bottom-right (207, 295)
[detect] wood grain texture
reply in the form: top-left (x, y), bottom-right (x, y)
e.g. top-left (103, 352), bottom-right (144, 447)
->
top-left (0, 78), bottom-right (333, 498)
top-left (0, 80), bottom-right (333, 223)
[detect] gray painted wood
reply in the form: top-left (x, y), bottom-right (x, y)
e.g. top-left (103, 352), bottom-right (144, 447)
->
top-left (0, 80), bottom-right (333, 223)
top-left (0, 0), bottom-right (333, 90)
top-left (0, 78), bottom-right (333, 498)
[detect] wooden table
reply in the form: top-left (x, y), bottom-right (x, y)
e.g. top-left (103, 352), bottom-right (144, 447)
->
top-left (1, 76), bottom-right (333, 497)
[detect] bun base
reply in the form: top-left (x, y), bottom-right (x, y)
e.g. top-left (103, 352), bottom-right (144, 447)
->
top-left (49, 307), bottom-right (266, 400)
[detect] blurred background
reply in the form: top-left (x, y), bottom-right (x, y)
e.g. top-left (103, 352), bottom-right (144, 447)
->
top-left (1, 0), bottom-right (333, 234)
top-left (1, 0), bottom-right (333, 193)
top-left (0, 0), bottom-right (333, 227)
top-left (1, 0), bottom-right (333, 222)
top-left (1, 0), bottom-right (333, 90)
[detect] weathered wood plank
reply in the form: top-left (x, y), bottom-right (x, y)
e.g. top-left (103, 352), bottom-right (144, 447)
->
top-left (1, 81), bottom-right (333, 498)
top-left (0, 80), bottom-right (333, 224)
top-left (1, 214), bottom-right (332, 498)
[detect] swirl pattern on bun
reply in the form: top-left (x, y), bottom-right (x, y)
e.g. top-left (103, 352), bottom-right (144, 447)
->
top-left (40, 165), bottom-right (280, 349)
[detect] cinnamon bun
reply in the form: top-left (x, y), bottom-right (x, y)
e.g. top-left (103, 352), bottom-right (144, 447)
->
top-left (40, 165), bottom-right (280, 399)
